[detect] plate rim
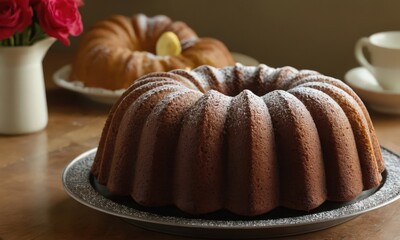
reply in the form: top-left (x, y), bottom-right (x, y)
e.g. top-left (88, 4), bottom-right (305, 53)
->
top-left (53, 65), bottom-right (125, 98)
top-left (62, 147), bottom-right (400, 232)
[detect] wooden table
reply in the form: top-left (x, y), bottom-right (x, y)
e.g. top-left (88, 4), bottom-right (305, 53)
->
top-left (1, 52), bottom-right (400, 240)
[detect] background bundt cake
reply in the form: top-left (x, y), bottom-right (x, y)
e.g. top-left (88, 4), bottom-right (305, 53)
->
top-left (70, 14), bottom-right (235, 90)
top-left (91, 63), bottom-right (384, 216)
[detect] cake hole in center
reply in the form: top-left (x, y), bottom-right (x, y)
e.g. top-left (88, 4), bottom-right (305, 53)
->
top-left (220, 80), bottom-right (273, 97)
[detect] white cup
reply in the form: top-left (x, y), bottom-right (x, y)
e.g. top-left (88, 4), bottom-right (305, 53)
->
top-left (355, 31), bottom-right (400, 91)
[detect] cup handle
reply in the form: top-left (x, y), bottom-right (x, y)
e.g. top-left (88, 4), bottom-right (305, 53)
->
top-left (355, 37), bottom-right (375, 74)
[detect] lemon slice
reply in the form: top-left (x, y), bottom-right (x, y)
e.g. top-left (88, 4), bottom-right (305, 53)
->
top-left (156, 31), bottom-right (182, 56)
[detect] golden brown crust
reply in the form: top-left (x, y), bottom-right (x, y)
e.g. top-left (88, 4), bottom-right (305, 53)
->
top-left (70, 14), bottom-right (234, 90)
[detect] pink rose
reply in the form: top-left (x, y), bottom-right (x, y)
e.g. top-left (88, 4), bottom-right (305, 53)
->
top-left (0, 0), bottom-right (32, 40)
top-left (34, 0), bottom-right (83, 45)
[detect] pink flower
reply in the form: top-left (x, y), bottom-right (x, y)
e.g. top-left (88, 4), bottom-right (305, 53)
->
top-left (0, 0), bottom-right (33, 40)
top-left (34, 0), bottom-right (83, 45)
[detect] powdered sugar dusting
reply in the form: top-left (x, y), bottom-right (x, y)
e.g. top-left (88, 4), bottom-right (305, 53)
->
top-left (289, 86), bottom-right (331, 106)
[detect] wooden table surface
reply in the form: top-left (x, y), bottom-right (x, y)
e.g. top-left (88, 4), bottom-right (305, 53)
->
top-left (1, 51), bottom-right (400, 240)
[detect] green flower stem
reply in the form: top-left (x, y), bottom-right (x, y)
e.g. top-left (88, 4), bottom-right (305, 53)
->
top-left (20, 33), bottom-right (23, 45)
top-left (8, 37), bottom-right (14, 46)
top-left (17, 33), bottom-right (21, 46)
top-left (23, 27), bottom-right (31, 46)
top-left (29, 23), bottom-right (46, 45)
top-left (0, 22), bottom-right (49, 47)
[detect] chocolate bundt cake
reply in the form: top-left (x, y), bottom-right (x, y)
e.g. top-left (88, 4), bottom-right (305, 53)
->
top-left (70, 14), bottom-right (235, 90)
top-left (91, 63), bottom-right (384, 216)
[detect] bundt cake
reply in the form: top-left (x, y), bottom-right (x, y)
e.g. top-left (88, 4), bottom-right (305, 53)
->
top-left (91, 63), bottom-right (384, 216)
top-left (70, 14), bottom-right (235, 90)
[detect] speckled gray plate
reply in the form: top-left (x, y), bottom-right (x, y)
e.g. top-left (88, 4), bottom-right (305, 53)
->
top-left (62, 147), bottom-right (400, 239)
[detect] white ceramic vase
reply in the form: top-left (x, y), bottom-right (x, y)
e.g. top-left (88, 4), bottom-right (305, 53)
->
top-left (0, 37), bottom-right (55, 135)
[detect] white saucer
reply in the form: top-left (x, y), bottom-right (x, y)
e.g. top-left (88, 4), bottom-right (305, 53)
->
top-left (53, 52), bottom-right (259, 105)
top-left (344, 67), bottom-right (400, 114)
